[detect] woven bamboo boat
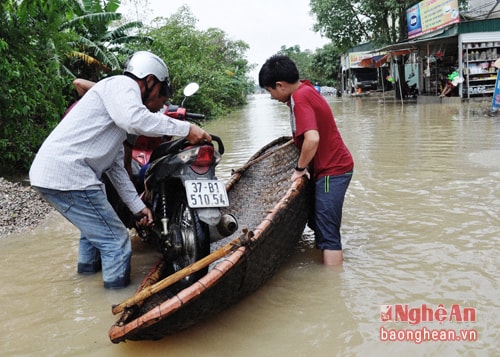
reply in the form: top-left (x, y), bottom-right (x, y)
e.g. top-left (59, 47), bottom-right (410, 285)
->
top-left (108, 136), bottom-right (312, 343)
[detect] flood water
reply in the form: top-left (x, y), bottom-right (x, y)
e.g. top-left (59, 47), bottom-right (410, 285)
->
top-left (1, 94), bottom-right (499, 356)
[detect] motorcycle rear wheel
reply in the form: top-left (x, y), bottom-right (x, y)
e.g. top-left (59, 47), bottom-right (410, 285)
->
top-left (166, 193), bottom-right (210, 286)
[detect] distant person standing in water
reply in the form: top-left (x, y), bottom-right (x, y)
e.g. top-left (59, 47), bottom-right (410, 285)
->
top-left (258, 55), bottom-right (353, 266)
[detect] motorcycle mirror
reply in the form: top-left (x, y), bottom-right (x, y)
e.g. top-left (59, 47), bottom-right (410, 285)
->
top-left (183, 83), bottom-right (199, 97)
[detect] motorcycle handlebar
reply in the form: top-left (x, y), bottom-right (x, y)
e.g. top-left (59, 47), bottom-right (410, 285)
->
top-left (186, 112), bottom-right (205, 120)
top-left (164, 106), bottom-right (205, 124)
top-left (210, 134), bottom-right (224, 155)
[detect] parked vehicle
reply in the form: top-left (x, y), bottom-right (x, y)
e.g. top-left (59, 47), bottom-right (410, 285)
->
top-left (109, 137), bottom-right (312, 342)
top-left (404, 80), bottom-right (418, 99)
top-left (351, 68), bottom-right (378, 91)
top-left (109, 83), bottom-right (238, 287)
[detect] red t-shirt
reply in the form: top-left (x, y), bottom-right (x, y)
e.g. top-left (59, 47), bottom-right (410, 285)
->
top-left (290, 80), bottom-right (353, 179)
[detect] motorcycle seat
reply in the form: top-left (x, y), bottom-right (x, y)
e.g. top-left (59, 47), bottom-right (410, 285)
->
top-left (149, 138), bottom-right (188, 163)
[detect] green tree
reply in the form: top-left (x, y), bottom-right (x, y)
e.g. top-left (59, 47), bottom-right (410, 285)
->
top-left (311, 44), bottom-right (341, 86)
top-left (0, 0), bottom-right (72, 175)
top-left (0, 2), bottom-right (256, 175)
top-left (144, 6), bottom-right (254, 117)
top-left (278, 45), bottom-right (314, 78)
top-left (61, 0), bottom-right (152, 80)
top-left (310, 0), bottom-right (469, 52)
top-left (277, 45), bottom-right (339, 86)
top-left (310, 0), bottom-right (371, 53)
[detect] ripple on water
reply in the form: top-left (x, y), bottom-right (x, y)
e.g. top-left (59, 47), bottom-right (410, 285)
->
top-left (1, 98), bottom-right (498, 356)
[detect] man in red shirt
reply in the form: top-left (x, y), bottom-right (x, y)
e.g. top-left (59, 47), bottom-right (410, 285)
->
top-left (259, 55), bottom-right (354, 265)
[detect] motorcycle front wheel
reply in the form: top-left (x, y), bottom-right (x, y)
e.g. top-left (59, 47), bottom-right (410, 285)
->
top-left (167, 193), bottom-right (210, 286)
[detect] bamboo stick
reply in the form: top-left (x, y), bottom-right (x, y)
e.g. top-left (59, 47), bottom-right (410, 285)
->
top-left (112, 236), bottom-right (243, 315)
top-left (116, 260), bottom-right (166, 326)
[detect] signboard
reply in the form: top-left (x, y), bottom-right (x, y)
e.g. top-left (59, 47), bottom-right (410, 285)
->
top-left (349, 51), bottom-right (372, 68)
top-left (407, 0), bottom-right (460, 39)
top-left (491, 69), bottom-right (500, 112)
top-left (349, 51), bottom-right (384, 68)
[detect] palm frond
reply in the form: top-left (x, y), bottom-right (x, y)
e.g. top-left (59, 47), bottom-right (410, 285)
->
top-left (67, 50), bottom-right (103, 66)
top-left (67, 0), bottom-right (86, 15)
top-left (60, 12), bottom-right (122, 30)
top-left (83, 0), bottom-right (105, 14)
top-left (103, 21), bottom-right (141, 40)
top-left (110, 35), bottom-right (153, 45)
top-left (105, 0), bottom-right (121, 13)
top-left (114, 21), bottom-right (144, 33)
top-left (61, 64), bottom-right (77, 78)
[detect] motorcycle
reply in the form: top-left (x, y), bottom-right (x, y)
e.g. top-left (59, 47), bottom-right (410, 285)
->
top-left (404, 80), bottom-right (418, 99)
top-left (111, 83), bottom-right (238, 287)
top-left (129, 83), bottom-right (205, 176)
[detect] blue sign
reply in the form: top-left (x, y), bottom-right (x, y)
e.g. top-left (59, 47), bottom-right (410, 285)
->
top-left (407, 4), bottom-right (422, 38)
top-left (491, 69), bottom-right (500, 112)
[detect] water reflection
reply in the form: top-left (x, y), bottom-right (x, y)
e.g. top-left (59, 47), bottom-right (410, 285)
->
top-left (0, 94), bottom-right (498, 356)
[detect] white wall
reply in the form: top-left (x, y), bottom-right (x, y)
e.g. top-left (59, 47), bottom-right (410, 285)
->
top-left (464, 0), bottom-right (500, 19)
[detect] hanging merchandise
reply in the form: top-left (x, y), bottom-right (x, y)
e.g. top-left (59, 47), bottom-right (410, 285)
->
top-left (424, 44), bottom-right (431, 77)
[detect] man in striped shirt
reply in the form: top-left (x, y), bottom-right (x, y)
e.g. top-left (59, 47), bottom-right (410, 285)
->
top-left (29, 51), bottom-right (211, 288)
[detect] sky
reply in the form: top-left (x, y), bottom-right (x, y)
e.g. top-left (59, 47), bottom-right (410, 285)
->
top-left (122, 0), bottom-right (330, 81)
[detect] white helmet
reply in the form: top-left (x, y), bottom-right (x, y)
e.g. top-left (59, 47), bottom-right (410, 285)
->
top-left (124, 51), bottom-right (172, 97)
top-left (123, 51), bottom-right (169, 82)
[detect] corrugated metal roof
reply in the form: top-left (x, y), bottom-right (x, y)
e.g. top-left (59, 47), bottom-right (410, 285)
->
top-left (375, 27), bottom-right (457, 52)
top-left (458, 18), bottom-right (500, 33)
top-left (348, 42), bottom-right (378, 53)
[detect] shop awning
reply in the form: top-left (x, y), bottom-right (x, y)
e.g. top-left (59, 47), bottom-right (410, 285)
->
top-left (357, 49), bottom-right (415, 68)
top-left (375, 26), bottom-right (459, 53)
top-left (359, 54), bottom-right (388, 68)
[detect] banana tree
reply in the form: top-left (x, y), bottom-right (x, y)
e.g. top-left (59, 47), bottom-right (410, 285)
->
top-left (61, 0), bottom-right (152, 80)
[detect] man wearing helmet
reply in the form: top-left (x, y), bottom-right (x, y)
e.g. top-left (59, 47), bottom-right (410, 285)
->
top-left (29, 51), bottom-right (211, 289)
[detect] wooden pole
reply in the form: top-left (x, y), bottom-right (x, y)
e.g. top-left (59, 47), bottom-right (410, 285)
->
top-left (116, 260), bottom-right (166, 326)
top-left (112, 236), bottom-right (243, 315)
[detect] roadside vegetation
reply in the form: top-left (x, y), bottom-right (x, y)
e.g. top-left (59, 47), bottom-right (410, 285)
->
top-left (1, 0), bottom-right (255, 175)
top-left (0, 0), bottom-right (470, 175)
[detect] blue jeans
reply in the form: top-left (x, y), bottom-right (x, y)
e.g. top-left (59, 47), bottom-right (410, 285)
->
top-left (309, 173), bottom-right (352, 251)
top-left (34, 187), bottom-right (131, 289)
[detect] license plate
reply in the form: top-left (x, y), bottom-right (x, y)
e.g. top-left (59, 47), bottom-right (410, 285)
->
top-left (185, 180), bottom-right (229, 208)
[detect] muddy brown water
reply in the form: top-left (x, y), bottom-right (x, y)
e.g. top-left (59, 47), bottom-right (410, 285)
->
top-left (1, 94), bottom-right (498, 356)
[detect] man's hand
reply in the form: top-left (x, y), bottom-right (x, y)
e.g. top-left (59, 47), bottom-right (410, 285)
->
top-left (186, 123), bottom-right (212, 144)
top-left (135, 207), bottom-right (153, 226)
